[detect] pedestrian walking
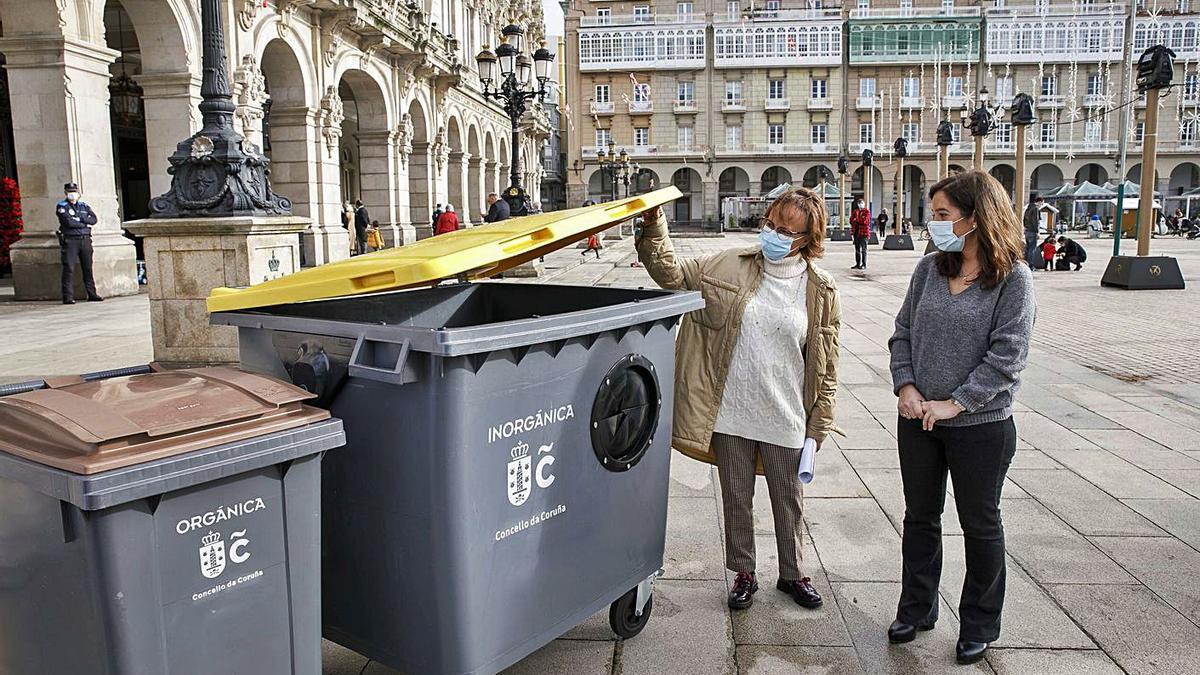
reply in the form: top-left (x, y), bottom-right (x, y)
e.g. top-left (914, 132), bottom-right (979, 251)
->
top-left (435, 203), bottom-right (459, 236)
top-left (851, 198), bottom-right (872, 270)
top-left (484, 193), bottom-right (511, 223)
top-left (877, 208), bottom-right (890, 237)
top-left (55, 182), bottom-right (102, 304)
top-left (636, 187), bottom-right (842, 613)
top-left (1040, 235), bottom-right (1057, 272)
top-left (1056, 236), bottom-right (1086, 271)
top-left (353, 199), bottom-right (370, 255)
top-left (1088, 213), bottom-right (1102, 239)
top-left (582, 233), bottom-right (602, 259)
top-left (888, 170), bottom-right (1035, 665)
top-left (1022, 195), bottom-right (1043, 267)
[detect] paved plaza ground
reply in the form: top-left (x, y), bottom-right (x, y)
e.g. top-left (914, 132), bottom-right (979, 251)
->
top-left (4, 233), bottom-right (1200, 674)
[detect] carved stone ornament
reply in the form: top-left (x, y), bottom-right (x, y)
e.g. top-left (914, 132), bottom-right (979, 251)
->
top-left (190, 135), bottom-right (215, 158)
top-left (238, 0), bottom-right (264, 31)
top-left (320, 85), bottom-right (345, 158)
top-left (233, 55), bottom-right (267, 133)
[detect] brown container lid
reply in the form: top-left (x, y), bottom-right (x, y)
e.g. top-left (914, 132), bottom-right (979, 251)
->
top-left (0, 367), bottom-right (330, 475)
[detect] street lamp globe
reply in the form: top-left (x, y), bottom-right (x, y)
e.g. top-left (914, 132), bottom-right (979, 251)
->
top-left (618, 148), bottom-right (629, 163)
top-left (516, 53), bottom-right (533, 86)
top-left (501, 24), bottom-right (525, 53)
top-left (533, 43), bottom-right (555, 83)
top-left (495, 42), bottom-right (517, 77)
top-left (475, 46), bottom-right (497, 86)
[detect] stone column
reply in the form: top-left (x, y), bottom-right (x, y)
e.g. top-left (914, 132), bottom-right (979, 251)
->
top-left (468, 155), bottom-right (486, 223)
top-left (356, 129), bottom-right (397, 238)
top-left (486, 160), bottom-right (500, 201)
top-left (391, 137), bottom-right (416, 246)
top-left (567, 181), bottom-right (588, 208)
top-left (309, 85), bottom-right (350, 264)
top-left (703, 179), bottom-right (720, 228)
top-left (1, 36), bottom-right (138, 300)
top-left (264, 105), bottom-right (319, 221)
top-left (136, 71), bottom-right (201, 198)
top-left (410, 142), bottom-right (434, 240)
top-left (448, 150), bottom-right (470, 227)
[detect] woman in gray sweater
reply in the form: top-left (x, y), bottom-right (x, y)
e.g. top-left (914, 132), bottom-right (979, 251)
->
top-left (887, 170), bottom-right (1035, 665)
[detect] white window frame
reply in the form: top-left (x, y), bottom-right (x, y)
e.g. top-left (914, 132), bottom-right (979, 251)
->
top-left (1041, 75), bottom-right (1057, 97)
top-left (595, 128), bottom-right (611, 150)
top-left (633, 83), bottom-right (650, 103)
top-left (595, 84), bottom-right (610, 103)
top-left (595, 8), bottom-right (611, 24)
top-left (677, 81), bottom-right (695, 103)
top-left (1135, 121), bottom-right (1145, 143)
top-left (725, 124), bottom-right (743, 150)
top-left (942, 0), bottom-right (954, 11)
top-left (634, 127), bottom-right (650, 147)
top-left (811, 78), bottom-right (828, 99)
top-left (951, 123), bottom-right (962, 143)
top-left (811, 124), bottom-right (828, 145)
top-left (946, 76), bottom-right (964, 97)
top-left (1084, 120), bottom-right (1102, 144)
top-left (1186, 73), bottom-right (1200, 98)
top-left (633, 5), bottom-right (651, 23)
top-left (677, 125), bottom-right (694, 150)
top-left (1087, 73), bottom-right (1103, 97)
top-left (727, 0), bottom-right (740, 20)
top-left (676, 2), bottom-right (693, 18)
top-left (768, 124), bottom-right (785, 145)
top-left (768, 79), bottom-right (786, 100)
top-left (859, 122), bottom-right (875, 145)
top-left (860, 78), bottom-right (877, 98)
top-left (1040, 122), bottom-right (1056, 145)
top-left (902, 77), bottom-right (920, 98)
top-left (902, 122), bottom-right (919, 145)
top-left (725, 80), bottom-right (743, 103)
top-left (857, 0), bottom-right (870, 8)
top-left (994, 122), bottom-right (1013, 146)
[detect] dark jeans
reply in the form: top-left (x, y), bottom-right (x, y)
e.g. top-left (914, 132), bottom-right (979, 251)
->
top-left (853, 235), bottom-right (869, 267)
top-left (896, 416), bottom-right (1017, 642)
top-left (1024, 230), bottom-right (1039, 267)
top-left (1062, 254), bottom-right (1082, 270)
top-left (61, 236), bottom-right (97, 301)
top-left (355, 229), bottom-right (368, 255)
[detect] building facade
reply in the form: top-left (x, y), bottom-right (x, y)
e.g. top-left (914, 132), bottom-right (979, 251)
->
top-left (0, 0), bottom-right (550, 300)
top-left (564, 0), bottom-right (1200, 228)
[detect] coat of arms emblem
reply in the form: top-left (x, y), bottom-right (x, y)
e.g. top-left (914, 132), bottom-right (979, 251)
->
top-left (507, 441), bottom-right (532, 506)
top-left (199, 531), bottom-right (226, 579)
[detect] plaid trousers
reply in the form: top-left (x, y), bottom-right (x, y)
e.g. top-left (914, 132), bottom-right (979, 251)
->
top-left (712, 433), bottom-right (806, 580)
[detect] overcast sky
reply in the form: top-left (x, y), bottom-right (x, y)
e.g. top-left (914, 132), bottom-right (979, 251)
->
top-left (544, 0), bottom-right (564, 38)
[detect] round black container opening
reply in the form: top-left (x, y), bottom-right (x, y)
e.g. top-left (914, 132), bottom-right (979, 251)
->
top-left (591, 354), bottom-right (661, 472)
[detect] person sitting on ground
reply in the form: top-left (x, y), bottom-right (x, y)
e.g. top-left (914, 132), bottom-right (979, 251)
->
top-left (434, 203), bottom-right (459, 236)
top-left (1040, 235), bottom-right (1057, 272)
top-left (1056, 236), bottom-right (1086, 271)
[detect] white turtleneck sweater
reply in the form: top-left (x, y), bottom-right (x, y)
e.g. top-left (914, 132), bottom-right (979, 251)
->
top-left (713, 253), bottom-right (810, 449)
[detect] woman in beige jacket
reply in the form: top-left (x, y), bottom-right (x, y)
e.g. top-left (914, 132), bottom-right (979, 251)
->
top-left (636, 187), bottom-right (842, 611)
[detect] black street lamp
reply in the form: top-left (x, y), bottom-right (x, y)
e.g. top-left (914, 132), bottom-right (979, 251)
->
top-left (149, 0), bottom-right (290, 217)
top-left (597, 143), bottom-right (639, 201)
top-left (476, 24), bottom-right (555, 216)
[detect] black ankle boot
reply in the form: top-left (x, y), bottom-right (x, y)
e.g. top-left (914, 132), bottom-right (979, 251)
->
top-left (955, 639), bottom-right (988, 664)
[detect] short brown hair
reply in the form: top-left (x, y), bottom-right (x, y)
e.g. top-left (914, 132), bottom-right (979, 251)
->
top-left (764, 187), bottom-right (827, 260)
top-left (928, 170), bottom-right (1025, 289)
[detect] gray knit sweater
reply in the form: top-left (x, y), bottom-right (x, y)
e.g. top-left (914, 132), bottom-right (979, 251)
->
top-left (889, 254), bottom-right (1036, 427)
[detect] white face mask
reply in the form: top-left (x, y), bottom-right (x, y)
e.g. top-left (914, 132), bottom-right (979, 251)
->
top-left (66, 192), bottom-right (80, 202)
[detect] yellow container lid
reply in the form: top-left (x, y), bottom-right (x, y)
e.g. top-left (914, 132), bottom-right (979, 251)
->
top-left (207, 187), bottom-right (680, 313)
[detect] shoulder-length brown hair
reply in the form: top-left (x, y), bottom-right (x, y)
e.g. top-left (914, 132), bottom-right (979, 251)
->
top-left (764, 186), bottom-right (828, 260)
top-left (928, 170), bottom-right (1025, 288)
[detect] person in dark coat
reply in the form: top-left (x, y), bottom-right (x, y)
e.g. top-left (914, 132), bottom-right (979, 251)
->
top-left (431, 203), bottom-right (443, 234)
top-left (353, 199), bottom-right (370, 255)
top-left (484, 193), bottom-right (511, 223)
top-left (876, 208), bottom-right (890, 237)
top-left (1056, 236), bottom-right (1086, 271)
top-left (1022, 195), bottom-right (1044, 266)
top-left (56, 182), bottom-right (102, 304)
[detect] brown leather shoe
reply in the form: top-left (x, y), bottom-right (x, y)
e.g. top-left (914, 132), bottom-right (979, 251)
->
top-left (728, 571), bottom-right (758, 610)
top-left (777, 577), bottom-right (823, 608)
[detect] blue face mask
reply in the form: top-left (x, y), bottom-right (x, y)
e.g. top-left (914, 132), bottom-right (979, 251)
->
top-left (928, 217), bottom-right (975, 252)
top-left (759, 227), bottom-right (796, 261)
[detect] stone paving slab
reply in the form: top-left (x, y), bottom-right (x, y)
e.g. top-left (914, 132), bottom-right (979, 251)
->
top-left (806, 499), bottom-right (901, 583)
top-left (618, 580), bottom-right (737, 675)
top-left (1121, 498), bottom-right (1200, 550)
top-left (1089, 535), bottom-right (1200, 626)
top-left (1000, 498), bottom-right (1138, 585)
top-left (663, 495), bottom-right (726, 581)
top-left (735, 645), bottom-right (865, 674)
top-left (985, 648), bottom-right (1124, 675)
top-left (1047, 583), bottom-right (1200, 675)
top-left (1043, 449), bottom-right (1193, 499)
top-left (1007, 469), bottom-right (1167, 536)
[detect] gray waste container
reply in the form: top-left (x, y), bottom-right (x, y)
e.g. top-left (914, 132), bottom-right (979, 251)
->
top-left (0, 366), bottom-right (346, 675)
top-left (212, 279), bottom-right (703, 675)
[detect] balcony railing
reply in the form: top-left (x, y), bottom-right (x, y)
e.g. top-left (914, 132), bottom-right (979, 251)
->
top-left (899, 96), bottom-right (924, 109)
top-left (1039, 94), bottom-right (1065, 108)
top-left (942, 95), bottom-right (967, 108)
top-left (580, 12), bottom-right (706, 27)
top-left (628, 100), bottom-right (653, 114)
top-left (765, 97), bottom-right (791, 111)
top-left (1185, 94), bottom-right (1200, 107)
top-left (856, 95), bottom-right (881, 110)
top-left (808, 97), bottom-right (833, 110)
top-left (714, 8), bottom-right (844, 23)
top-left (629, 145), bottom-right (658, 155)
top-left (673, 100), bottom-right (698, 113)
top-left (1083, 93), bottom-right (1107, 108)
top-left (720, 142), bottom-right (837, 155)
top-left (850, 7), bottom-right (981, 18)
top-left (590, 101), bottom-right (614, 114)
top-left (722, 98), bottom-right (747, 112)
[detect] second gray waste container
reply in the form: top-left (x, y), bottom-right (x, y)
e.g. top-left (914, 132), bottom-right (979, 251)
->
top-left (0, 367), bottom-right (345, 674)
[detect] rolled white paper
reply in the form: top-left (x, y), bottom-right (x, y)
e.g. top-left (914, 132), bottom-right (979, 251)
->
top-left (798, 438), bottom-right (818, 484)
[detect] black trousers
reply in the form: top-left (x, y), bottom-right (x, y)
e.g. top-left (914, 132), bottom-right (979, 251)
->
top-left (853, 235), bottom-right (869, 267)
top-left (1062, 254), bottom-right (1083, 270)
top-left (896, 416), bottom-right (1017, 642)
top-left (60, 236), bottom-right (97, 301)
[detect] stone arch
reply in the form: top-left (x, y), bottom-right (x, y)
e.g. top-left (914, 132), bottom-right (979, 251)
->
top-left (718, 166), bottom-right (751, 200)
top-left (802, 165), bottom-right (833, 188)
top-left (1031, 163), bottom-right (1065, 197)
top-left (498, 134), bottom-right (511, 195)
top-left (467, 124), bottom-right (484, 220)
top-left (851, 166), bottom-right (885, 211)
top-left (902, 164), bottom-right (928, 226)
top-left (1126, 163), bottom-right (1159, 188)
top-left (671, 167), bottom-right (703, 224)
top-left (260, 38), bottom-right (316, 221)
top-left (1169, 161), bottom-right (1200, 197)
top-left (586, 169), bottom-right (613, 202)
top-left (338, 67), bottom-right (394, 240)
top-left (446, 116), bottom-right (466, 222)
top-left (1075, 162), bottom-right (1109, 186)
top-left (406, 97), bottom-right (433, 237)
top-left (631, 168), bottom-right (658, 196)
top-left (484, 130), bottom-right (499, 197)
top-left (990, 163), bottom-right (1016, 198)
top-left (760, 166), bottom-right (792, 194)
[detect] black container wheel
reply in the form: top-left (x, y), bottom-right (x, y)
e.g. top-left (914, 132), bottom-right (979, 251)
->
top-left (609, 586), bottom-right (653, 639)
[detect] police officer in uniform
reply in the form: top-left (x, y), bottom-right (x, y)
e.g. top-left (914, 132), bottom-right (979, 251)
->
top-left (56, 182), bottom-right (103, 304)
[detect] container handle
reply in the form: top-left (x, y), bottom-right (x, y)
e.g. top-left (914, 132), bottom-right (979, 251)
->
top-left (348, 336), bottom-right (416, 385)
top-left (604, 197), bottom-right (648, 219)
top-left (497, 227), bottom-right (555, 255)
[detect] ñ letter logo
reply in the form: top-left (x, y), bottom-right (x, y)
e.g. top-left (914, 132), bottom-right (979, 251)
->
top-left (198, 531), bottom-right (226, 579)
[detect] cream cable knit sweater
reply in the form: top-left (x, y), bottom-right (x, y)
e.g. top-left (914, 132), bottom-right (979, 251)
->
top-left (713, 253), bottom-right (810, 449)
